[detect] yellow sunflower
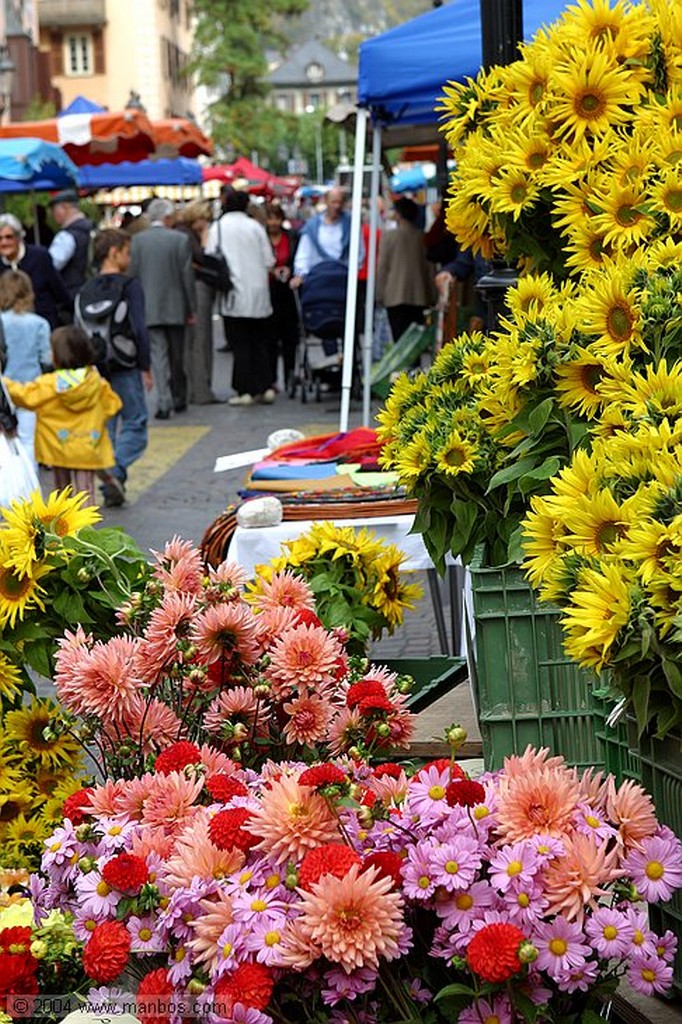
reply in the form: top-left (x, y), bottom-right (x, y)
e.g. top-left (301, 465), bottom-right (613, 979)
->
top-left (0, 749), bottom-right (22, 792)
top-left (559, 0), bottom-right (653, 62)
top-left (3, 814), bottom-right (49, 855)
top-left (0, 561), bottom-right (48, 629)
top-left (647, 236), bottom-right (682, 270)
top-left (393, 432), bottom-right (432, 485)
top-left (591, 181), bottom-right (655, 250)
top-left (505, 42), bottom-right (552, 114)
top-left (522, 496), bottom-right (569, 590)
top-left (562, 489), bottom-right (645, 556)
top-left (550, 45), bottom-right (639, 142)
top-left (506, 273), bottom-right (556, 318)
top-left (563, 222), bottom-right (612, 274)
top-left (649, 168), bottom-right (682, 229)
top-left (561, 560), bottom-right (633, 670)
top-left (3, 699), bottom-right (82, 769)
top-left (0, 654), bottom-right (22, 705)
top-left (577, 264), bottom-right (641, 356)
top-left (31, 488), bottom-right (101, 538)
top-left (435, 430), bottom-right (479, 478)
top-left (647, 573), bottom-right (682, 638)
top-left (370, 550), bottom-right (423, 629)
top-left (618, 520), bottom-right (682, 585)
top-left (0, 781), bottom-right (35, 825)
top-left (489, 167), bottom-right (539, 220)
top-left (555, 349), bottom-right (611, 417)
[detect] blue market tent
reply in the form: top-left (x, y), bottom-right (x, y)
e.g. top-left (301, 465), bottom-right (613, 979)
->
top-left (357, 0), bottom-right (572, 127)
top-left (0, 137), bottom-right (79, 193)
top-left (78, 156), bottom-right (203, 189)
top-left (341, 0), bottom-right (574, 431)
top-left (58, 95), bottom-right (106, 117)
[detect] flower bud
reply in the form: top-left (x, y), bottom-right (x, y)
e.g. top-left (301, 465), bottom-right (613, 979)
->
top-left (375, 723), bottom-right (391, 738)
top-left (76, 567), bottom-right (92, 583)
top-left (446, 725), bottom-right (468, 750)
top-left (30, 940), bottom-right (47, 960)
top-left (347, 746), bottom-right (363, 760)
top-left (77, 856), bottom-right (97, 874)
top-left (187, 979), bottom-right (206, 996)
top-left (233, 723), bottom-right (248, 743)
top-left (253, 684), bottom-right (270, 699)
top-left (518, 941), bottom-right (538, 964)
top-left (188, 668), bottom-right (206, 685)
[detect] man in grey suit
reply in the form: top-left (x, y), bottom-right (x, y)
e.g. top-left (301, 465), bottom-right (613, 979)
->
top-left (129, 198), bottom-right (197, 419)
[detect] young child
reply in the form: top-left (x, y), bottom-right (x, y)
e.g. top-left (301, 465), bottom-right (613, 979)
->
top-left (0, 270), bottom-right (52, 469)
top-left (3, 326), bottom-right (122, 505)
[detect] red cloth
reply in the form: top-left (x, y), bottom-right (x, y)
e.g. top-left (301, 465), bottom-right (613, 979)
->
top-left (265, 428), bottom-right (382, 464)
top-left (272, 233), bottom-right (291, 269)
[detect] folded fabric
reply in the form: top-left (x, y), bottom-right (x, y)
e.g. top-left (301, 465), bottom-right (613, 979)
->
top-left (251, 462), bottom-right (340, 481)
top-left (241, 474), bottom-right (358, 494)
top-left (264, 427), bottom-right (381, 464)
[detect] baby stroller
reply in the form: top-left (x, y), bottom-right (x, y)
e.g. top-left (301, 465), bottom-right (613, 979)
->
top-left (290, 260), bottom-right (356, 403)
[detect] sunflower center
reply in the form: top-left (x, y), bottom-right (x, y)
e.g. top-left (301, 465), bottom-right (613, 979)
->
top-left (596, 521), bottom-right (623, 550)
top-left (603, 925), bottom-right (618, 940)
top-left (0, 568), bottom-right (32, 601)
top-left (549, 938), bottom-right (568, 956)
top-left (580, 364), bottom-right (603, 392)
top-left (0, 801), bottom-right (22, 822)
top-left (645, 860), bottom-right (665, 880)
top-left (606, 303), bottom-right (634, 340)
top-left (444, 447), bottom-right (467, 468)
top-left (615, 203), bottom-right (640, 227)
top-left (527, 150), bottom-right (546, 170)
top-left (530, 81), bottom-right (544, 105)
top-left (577, 91), bottom-right (605, 117)
top-left (588, 236), bottom-right (606, 260)
top-left (53, 517), bottom-right (70, 538)
top-left (664, 188), bottom-right (682, 213)
top-left (510, 183), bottom-right (528, 204)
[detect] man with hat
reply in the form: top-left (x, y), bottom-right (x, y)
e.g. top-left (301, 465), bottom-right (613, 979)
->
top-left (48, 190), bottom-right (94, 300)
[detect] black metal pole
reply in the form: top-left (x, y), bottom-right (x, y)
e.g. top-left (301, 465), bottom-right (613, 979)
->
top-left (480, 0), bottom-right (523, 70)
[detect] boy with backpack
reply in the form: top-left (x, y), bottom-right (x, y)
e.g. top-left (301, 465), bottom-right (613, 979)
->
top-left (75, 228), bottom-right (152, 507)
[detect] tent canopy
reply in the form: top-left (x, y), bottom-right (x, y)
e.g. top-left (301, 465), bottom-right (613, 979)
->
top-left (59, 95), bottom-right (105, 116)
top-left (79, 157), bottom-right (202, 189)
top-left (0, 137), bottom-right (79, 193)
top-left (358, 0), bottom-right (571, 126)
top-left (0, 108), bottom-right (155, 166)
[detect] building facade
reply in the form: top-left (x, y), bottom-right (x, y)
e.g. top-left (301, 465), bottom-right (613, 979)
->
top-left (37, 0), bottom-right (198, 119)
top-left (1, 0), bottom-right (52, 123)
top-left (268, 40), bottom-right (356, 117)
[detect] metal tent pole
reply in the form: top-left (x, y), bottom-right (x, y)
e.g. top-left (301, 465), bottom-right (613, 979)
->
top-left (362, 122), bottom-right (381, 427)
top-left (339, 106), bottom-right (367, 433)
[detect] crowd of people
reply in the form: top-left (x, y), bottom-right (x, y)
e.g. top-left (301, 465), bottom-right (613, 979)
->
top-left (0, 181), bottom-right (484, 511)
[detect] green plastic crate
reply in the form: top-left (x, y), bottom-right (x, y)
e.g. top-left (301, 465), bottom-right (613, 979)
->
top-left (633, 727), bottom-right (682, 996)
top-left (380, 656), bottom-right (468, 714)
top-left (590, 695), bottom-right (641, 785)
top-left (469, 559), bottom-right (604, 772)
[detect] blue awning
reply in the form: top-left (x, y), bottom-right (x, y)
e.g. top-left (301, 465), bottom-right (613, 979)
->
top-left (59, 95), bottom-right (106, 117)
top-left (78, 157), bottom-right (203, 189)
top-left (358, 0), bottom-right (572, 126)
top-left (0, 137), bottom-right (79, 193)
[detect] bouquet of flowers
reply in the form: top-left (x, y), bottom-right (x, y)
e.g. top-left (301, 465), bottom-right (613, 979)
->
top-left (0, 489), bottom-right (149, 687)
top-left (251, 522), bottom-right (423, 654)
top-left (437, 0), bottom-right (681, 277)
top-left (522, 373), bottom-right (682, 737)
top-left (30, 744), bottom-right (682, 1023)
top-left (50, 537), bottom-right (417, 779)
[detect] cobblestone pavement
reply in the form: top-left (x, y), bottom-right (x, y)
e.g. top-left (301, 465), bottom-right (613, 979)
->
top-left (67, 320), bottom-right (479, 747)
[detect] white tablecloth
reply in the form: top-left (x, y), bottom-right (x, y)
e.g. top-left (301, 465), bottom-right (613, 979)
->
top-left (231, 514), bottom-right (435, 577)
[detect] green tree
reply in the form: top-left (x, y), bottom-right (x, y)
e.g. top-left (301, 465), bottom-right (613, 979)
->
top-left (189, 0), bottom-right (308, 155)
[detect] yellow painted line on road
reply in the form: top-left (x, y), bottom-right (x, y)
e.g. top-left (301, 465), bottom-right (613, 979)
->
top-left (125, 425), bottom-right (211, 504)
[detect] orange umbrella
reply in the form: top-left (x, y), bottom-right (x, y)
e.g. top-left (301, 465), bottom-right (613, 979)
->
top-left (0, 108), bottom-right (156, 166)
top-left (151, 119), bottom-right (213, 159)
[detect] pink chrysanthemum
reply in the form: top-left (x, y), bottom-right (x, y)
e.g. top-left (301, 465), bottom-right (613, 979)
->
top-left (85, 780), bottom-right (128, 817)
top-left (495, 763), bottom-right (581, 842)
top-left (151, 536), bottom-right (204, 592)
top-left (136, 591), bottom-right (198, 681)
top-left (199, 744), bottom-right (241, 778)
top-left (113, 774), bottom-right (155, 819)
top-left (605, 778), bottom-right (658, 851)
top-left (282, 693), bottom-right (333, 746)
top-left (623, 830), bottom-right (682, 902)
top-left (191, 603), bottom-right (262, 667)
top-left (251, 570), bottom-right (316, 613)
top-left (208, 559), bottom-right (248, 591)
top-left (161, 812), bottom-right (245, 889)
top-left (543, 832), bottom-right (623, 923)
top-left (54, 626), bottom-right (93, 713)
top-left (504, 746), bottom-right (567, 778)
top-left (255, 605), bottom-right (300, 647)
top-left (296, 863), bottom-right (403, 973)
top-left (204, 687), bottom-right (270, 741)
top-left (327, 706), bottom-right (363, 756)
top-left (66, 635), bottom-right (143, 720)
top-left (140, 771), bottom-right (204, 835)
top-left (265, 624), bottom-right (343, 700)
top-left (247, 774), bottom-right (340, 863)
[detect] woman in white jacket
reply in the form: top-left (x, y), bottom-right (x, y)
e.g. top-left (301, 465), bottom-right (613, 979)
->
top-left (208, 189), bottom-right (275, 406)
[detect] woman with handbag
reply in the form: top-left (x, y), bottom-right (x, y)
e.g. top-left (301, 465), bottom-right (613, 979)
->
top-left (175, 201), bottom-right (222, 405)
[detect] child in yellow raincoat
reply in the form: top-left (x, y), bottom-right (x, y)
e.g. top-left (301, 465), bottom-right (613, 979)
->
top-left (3, 326), bottom-right (122, 504)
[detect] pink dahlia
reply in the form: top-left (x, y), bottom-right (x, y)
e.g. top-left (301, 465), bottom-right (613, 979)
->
top-left (191, 602), bottom-right (262, 667)
top-left (140, 771), bottom-right (204, 835)
top-left (74, 635), bottom-right (143, 720)
top-left (119, 697), bottom-right (183, 755)
top-left (296, 862), bottom-right (403, 973)
top-left (255, 605), bottom-right (300, 647)
top-left (495, 763), bottom-right (581, 842)
top-left (53, 626), bottom-right (93, 714)
top-left (188, 890), bottom-right (235, 970)
top-left (543, 832), bottom-right (623, 923)
top-left (247, 774), bottom-right (340, 864)
top-left (204, 687), bottom-right (270, 741)
top-left (252, 570), bottom-right (316, 613)
top-left (151, 536), bottom-right (204, 593)
top-left (605, 778), bottom-right (658, 851)
top-left (161, 812), bottom-right (244, 889)
top-left (136, 592), bottom-right (197, 682)
top-left (282, 693), bottom-right (333, 746)
top-left (265, 623), bottom-right (343, 700)
top-left (208, 559), bottom-right (248, 592)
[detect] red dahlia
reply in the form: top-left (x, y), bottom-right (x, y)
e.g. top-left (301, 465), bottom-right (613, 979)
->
top-left (362, 851), bottom-right (403, 890)
top-left (295, 608), bottom-right (322, 629)
top-left (208, 808), bottom-right (257, 852)
top-left (298, 843), bottom-right (362, 890)
top-left (136, 967), bottom-right (175, 1024)
top-left (373, 763), bottom-right (402, 779)
top-left (346, 680), bottom-right (387, 708)
top-left (206, 773), bottom-right (249, 802)
top-left (417, 759), bottom-right (466, 781)
top-left (298, 764), bottom-right (346, 789)
top-left (0, 948), bottom-right (39, 1012)
top-left (154, 741), bottom-right (201, 775)
top-left (333, 655), bottom-right (348, 680)
top-left (214, 962), bottom-right (273, 1012)
top-left (83, 921), bottom-right (131, 983)
top-left (101, 853), bottom-right (149, 894)
top-left (361, 789), bottom-right (377, 807)
top-left (62, 787), bottom-right (94, 824)
top-left (358, 694), bottom-right (394, 715)
top-left (467, 923), bottom-right (525, 983)
top-left (445, 780), bottom-right (486, 808)
top-left (0, 928), bottom-right (32, 956)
